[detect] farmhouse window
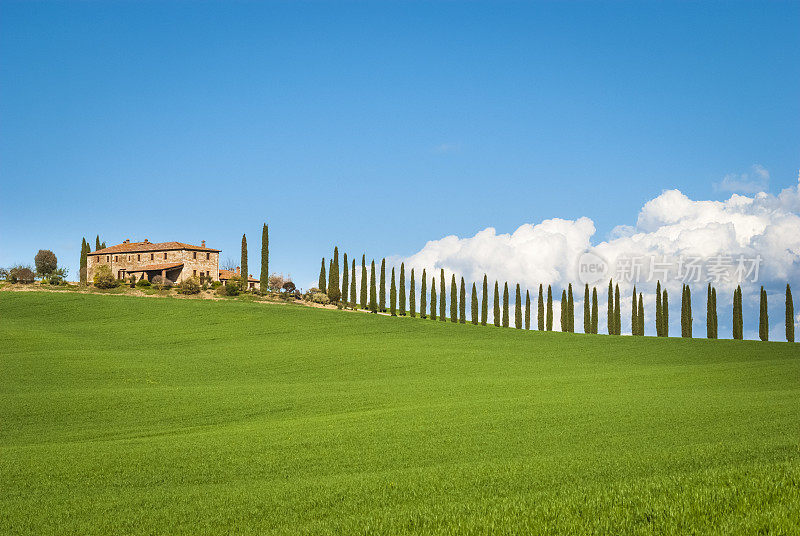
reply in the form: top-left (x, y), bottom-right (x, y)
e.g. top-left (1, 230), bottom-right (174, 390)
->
top-left (163, 253), bottom-right (167, 260)
top-left (106, 256), bottom-right (110, 262)
top-left (150, 254), bottom-right (154, 260)
top-left (206, 253), bottom-right (210, 260)
top-left (193, 252), bottom-right (197, 259)
top-left (137, 254), bottom-right (141, 261)
top-left (193, 270), bottom-right (197, 276)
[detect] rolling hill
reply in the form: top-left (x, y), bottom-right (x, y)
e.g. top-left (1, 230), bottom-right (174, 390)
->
top-left (1, 291), bottom-right (798, 534)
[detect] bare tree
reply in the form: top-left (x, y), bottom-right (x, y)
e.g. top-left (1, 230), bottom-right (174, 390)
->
top-left (268, 273), bottom-right (285, 291)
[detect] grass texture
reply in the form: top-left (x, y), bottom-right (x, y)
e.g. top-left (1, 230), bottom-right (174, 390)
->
top-left (1, 291), bottom-right (798, 534)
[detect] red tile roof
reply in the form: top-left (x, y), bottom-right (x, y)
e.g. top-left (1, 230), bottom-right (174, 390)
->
top-left (89, 241), bottom-right (219, 255)
top-left (219, 269), bottom-right (258, 283)
top-left (126, 263), bottom-right (184, 272)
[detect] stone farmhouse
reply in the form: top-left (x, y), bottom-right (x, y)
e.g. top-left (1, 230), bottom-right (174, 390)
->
top-left (219, 268), bottom-right (260, 291)
top-left (87, 239), bottom-right (220, 284)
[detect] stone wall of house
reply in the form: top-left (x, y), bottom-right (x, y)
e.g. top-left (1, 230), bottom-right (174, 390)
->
top-left (87, 248), bottom-right (219, 283)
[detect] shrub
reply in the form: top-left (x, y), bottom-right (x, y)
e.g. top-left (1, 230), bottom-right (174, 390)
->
top-left (211, 281), bottom-right (222, 289)
top-left (48, 274), bottom-right (64, 285)
top-left (179, 277), bottom-right (201, 295)
top-left (217, 279), bottom-right (240, 296)
top-left (151, 275), bottom-right (173, 290)
top-left (93, 265), bottom-right (116, 289)
top-left (0, 268), bottom-right (8, 280)
top-left (136, 278), bottom-right (151, 288)
top-left (34, 250), bottom-right (58, 276)
top-left (9, 265), bottom-right (36, 284)
top-left (306, 291), bottom-right (330, 305)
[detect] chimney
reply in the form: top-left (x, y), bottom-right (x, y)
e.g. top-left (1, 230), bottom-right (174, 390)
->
top-left (236, 266), bottom-right (240, 274)
top-left (144, 238), bottom-right (149, 243)
top-left (201, 240), bottom-right (206, 247)
top-left (123, 239), bottom-right (130, 244)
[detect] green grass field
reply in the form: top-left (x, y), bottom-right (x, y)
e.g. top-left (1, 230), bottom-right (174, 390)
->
top-left (1, 291), bottom-right (798, 535)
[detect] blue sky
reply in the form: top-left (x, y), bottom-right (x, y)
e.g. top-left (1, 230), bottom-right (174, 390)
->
top-left (1, 1), bottom-right (799, 295)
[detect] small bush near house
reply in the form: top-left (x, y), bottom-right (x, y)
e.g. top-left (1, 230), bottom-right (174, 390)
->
top-left (217, 280), bottom-right (241, 296)
top-left (0, 268), bottom-right (9, 280)
top-left (93, 265), bottom-right (117, 289)
top-left (179, 277), bottom-right (201, 295)
top-left (150, 275), bottom-right (173, 290)
top-left (136, 278), bottom-right (151, 288)
top-left (211, 281), bottom-right (222, 290)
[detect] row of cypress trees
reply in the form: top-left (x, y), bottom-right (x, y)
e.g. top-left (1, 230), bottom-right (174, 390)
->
top-left (316, 250), bottom-right (796, 341)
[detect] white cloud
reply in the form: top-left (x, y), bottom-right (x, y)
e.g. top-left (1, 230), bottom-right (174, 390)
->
top-left (714, 164), bottom-right (770, 194)
top-left (399, 172), bottom-right (800, 338)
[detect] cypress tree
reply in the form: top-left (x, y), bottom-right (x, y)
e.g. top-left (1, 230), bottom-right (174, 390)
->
top-left (450, 274), bottom-right (458, 323)
top-left (711, 287), bottom-right (718, 339)
top-left (515, 284), bottom-right (522, 329)
top-left (95, 235), bottom-right (101, 251)
top-left (614, 284), bottom-right (621, 335)
top-left (399, 263), bottom-right (406, 316)
top-left (440, 269), bottom-right (446, 322)
top-left (538, 284), bottom-right (545, 331)
top-left (409, 268), bottom-right (416, 318)
top-left (525, 290), bottom-right (531, 330)
top-left (662, 290), bottom-right (669, 337)
top-left (481, 275), bottom-right (488, 326)
top-left (459, 277), bottom-right (466, 323)
top-left (732, 286), bottom-right (742, 340)
top-left (688, 285), bottom-right (693, 337)
top-left (706, 284), bottom-right (712, 339)
top-left (637, 294), bottom-right (644, 336)
top-left (560, 289), bottom-right (567, 332)
top-left (738, 286), bottom-right (743, 340)
top-left (631, 286), bottom-right (638, 336)
top-left (502, 282), bottom-right (510, 328)
top-left (341, 253), bottom-right (349, 305)
top-left (369, 260), bottom-right (377, 313)
top-left (319, 258), bottom-right (327, 293)
top-left (241, 234), bottom-right (248, 287)
top-left (759, 286), bottom-right (768, 341)
top-left (329, 259), bottom-right (333, 291)
top-left (471, 283), bottom-right (479, 325)
top-left (655, 281), bottom-right (663, 337)
top-left (786, 284), bottom-right (794, 343)
top-left (79, 237), bottom-right (88, 284)
top-left (683, 285), bottom-right (693, 338)
top-left (546, 285), bottom-right (553, 331)
top-left (567, 284), bottom-right (574, 332)
top-left (591, 287), bottom-right (598, 334)
top-left (607, 279), bottom-right (614, 335)
top-left (583, 284), bottom-right (590, 334)
top-left (420, 269), bottom-right (427, 319)
top-left (359, 256), bottom-right (367, 308)
top-left (328, 247), bottom-right (341, 303)
top-left (493, 281), bottom-right (501, 327)
top-left (430, 278), bottom-right (437, 320)
top-left (350, 259), bottom-right (357, 309)
top-left (260, 224), bottom-right (269, 293)
top-left (390, 268), bottom-right (397, 316)
top-left (379, 259), bottom-right (386, 312)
